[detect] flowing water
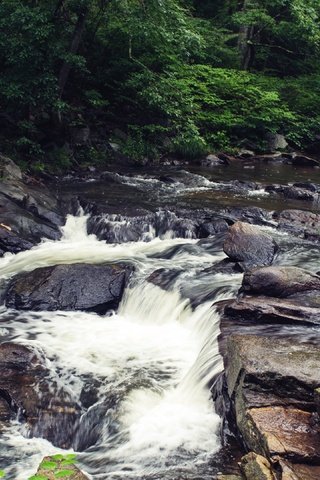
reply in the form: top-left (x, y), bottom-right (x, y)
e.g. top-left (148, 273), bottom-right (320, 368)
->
top-left (1, 161), bottom-right (320, 479)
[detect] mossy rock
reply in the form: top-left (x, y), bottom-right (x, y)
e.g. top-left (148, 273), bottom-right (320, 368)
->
top-left (32, 455), bottom-right (88, 480)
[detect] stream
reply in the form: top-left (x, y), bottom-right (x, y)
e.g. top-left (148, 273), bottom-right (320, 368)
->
top-left (0, 159), bottom-right (319, 479)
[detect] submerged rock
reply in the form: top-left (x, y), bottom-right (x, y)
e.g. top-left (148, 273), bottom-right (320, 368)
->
top-left (0, 342), bottom-right (81, 447)
top-left (241, 266), bottom-right (320, 298)
top-left (5, 263), bottom-right (133, 313)
top-left (223, 221), bottom-right (277, 270)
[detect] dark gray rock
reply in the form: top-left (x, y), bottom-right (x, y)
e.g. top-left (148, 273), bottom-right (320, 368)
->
top-left (198, 219), bottom-right (229, 237)
top-left (224, 296), bottom-right (320, 326)
top-left (0, 342), bottom-right (81, 448)
top-left (5, 263), bottom-right (133, 313)
top-left (223, 222), bottom-right (277, 270)
top-left (0, 226), bottom-right (34, 255)
top-left (241, 266), bottom-right (320, 298)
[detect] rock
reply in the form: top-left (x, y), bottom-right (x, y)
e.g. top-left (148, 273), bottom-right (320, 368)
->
top-left (240, 452), bottom-right (275, 480)
top-left (223, 222), bottom-right (277, 270)
top-left (35, 455), bottom-right (89, 479)
top-left (265, 185), bottom-right (316, 201)
top-left (5, 263), bottom-right (133, 313)
top-left (278, 459), bottom-right (320, 480)
top-left (224, 296), bottom-right (320, 326)
top-left (147, 268), bottom-right (182, 290)
top-left (291, 154), bottom-right (320, 167)
top-left (218, 476), bottom-right (243, 480)
top-left (0, 342), bottom-right (81, 447)
top-left (242, 406), bottom-right (320, 463)
top-left (315, 387), bottom-right (320, 416)
top-left (275, 209), bottom-right (320, 236)
top-left (266, 133), bottom-right (288, 152)
top-left (0, 155), bottom-right (22, 180)
top-left (225, 335), bottom-right (320, 463)
top-left (293, 182), bottom-right (320, 192)
top-left (238, 149), bottom-right (255, 158)
top-left (0, 226), bottom-right (34, 255)
top-left (221, 207), bottom-right (275, 227)
top-left (70, 126), bottom-right (90, 145)
top-left (203, 259), bottom-right (243, 275)
top-left (241, 266), bottom-right (320, 298)
top-left (201, 154), bottom-right (228, 166)
top-left (198, 219), bottom-right (229, 237)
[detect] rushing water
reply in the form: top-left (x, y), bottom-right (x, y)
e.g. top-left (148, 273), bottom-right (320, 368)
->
top-left (1, 162), bottom-right (320, 479)
top-left (0, 213), bottom-right (242, 479)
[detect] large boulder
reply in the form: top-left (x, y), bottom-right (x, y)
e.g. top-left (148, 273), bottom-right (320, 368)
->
top-left (223, 222), bottom-right (277, 270)
top-left (275, 209), bottom-right (320, 237)
top-left (5, 263), bottom-right (133, 313)
top-left (0, 342), bottom-right (81, 447)
top-left (241, 266), bottom-right (320, 298)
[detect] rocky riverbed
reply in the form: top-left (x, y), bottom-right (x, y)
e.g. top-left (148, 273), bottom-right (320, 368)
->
top-left (0, 153), bottom-right (320, 479)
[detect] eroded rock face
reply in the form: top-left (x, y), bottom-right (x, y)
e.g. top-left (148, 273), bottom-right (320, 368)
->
top-left (223, 221), bottom-right (277, 270)
top-left (240, 452), bottom-right (275, 480)
top-left (223, 334), bottom-right (320, 468)
top-left (241, 266), bottom-right (320, 298)
top-left (5, 263), bottom-right (133, 313)
top-left (0, 342), bottom-right (81, 448)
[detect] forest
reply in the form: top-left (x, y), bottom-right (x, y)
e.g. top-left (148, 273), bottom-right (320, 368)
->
top-left (1, 0), bottom-right (320, 171)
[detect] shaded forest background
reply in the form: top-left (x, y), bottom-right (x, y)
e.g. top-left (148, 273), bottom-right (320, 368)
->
top-left (1, 0), bottom-right (320, 171)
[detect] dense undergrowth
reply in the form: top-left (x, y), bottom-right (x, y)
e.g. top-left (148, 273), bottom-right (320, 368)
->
top-left (1, 0), bottom-right (320, 170)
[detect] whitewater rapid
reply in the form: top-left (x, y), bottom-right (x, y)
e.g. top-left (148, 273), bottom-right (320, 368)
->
top-left (0, 214), bottom-right (242, 479)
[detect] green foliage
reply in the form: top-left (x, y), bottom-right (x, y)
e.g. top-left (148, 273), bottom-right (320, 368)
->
top-left (0, 0), bottom-right (320, 166)
top-left (27, 454), bottom-right (78, 480)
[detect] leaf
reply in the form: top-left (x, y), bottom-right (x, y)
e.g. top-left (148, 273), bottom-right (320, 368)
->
top-left (40, 461), bottom-right (57, 469)
top-left (28, 476), bottom-right (48, 480)
top-left (64, 454), bottom-right (77, 461)
top-left (55, 470), bottom-right (74, 478)
top-left (51, 454), bottom-right (64, 461)
top-left (0, 471), bottom-right (5, 478)
top-left (61, 460), bottom-right (75, 466)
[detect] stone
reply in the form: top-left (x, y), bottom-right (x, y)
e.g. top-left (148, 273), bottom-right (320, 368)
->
top-left (0, 225), bottom-right (34, 255)
top-left (241, 266), bottom-right (320, 298)
top-left (265, 133), bottom-right (288, 152)
top-left (198, 219), bottom-right (229, 237)
top-left (278, 460), bottom-right (320, 480)
top-left (275, 209), bottom-right (320, 236)
top-left (0, 155), bottom-right (22, 180)
top-left (223, 222), bottom-right (277, 270)
top-left (226, 335), bottom-right (320, 404)
top-left (5, 263), bottom-right (133, 313)
top-left (201, 154), bottom-right (228, 166)
top-left (238, 149), bottom-right (255, 158)
top-left (35, 455), bottom-right (89, 479)
top-left (315, 387), bottom-right (320, 416)
top-left (243, 406), bottom-right (320, 462)
top-left (0, 342), bottom-right (81, 448)
top-left (218, 476), bottom-right (243, 480)
top-left (291, 154), bottom-right (320, 167)
top-left (240, 452), bottom-right (275, 480)
top-left (224, 296), bottom-right (320, 325)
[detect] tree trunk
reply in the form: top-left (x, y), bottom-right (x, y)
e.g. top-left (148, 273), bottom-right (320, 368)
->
top-left (237, 0), bottom-right (255, 70)
top-left (58, 8), bottom-right (88, 98)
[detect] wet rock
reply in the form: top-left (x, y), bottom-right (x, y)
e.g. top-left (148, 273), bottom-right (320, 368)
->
top-left (241, 406), bottom-right (320, 463)
top-left (0, 342), bottom-right (81, 447)
top-left (5, 263), bottom-right (133, 313)
top-left (35, 455), bottom-right (89, 479)
top-left (0, 226), bottom-right (34, 255)
top-left (147, 268), bottom-right (182, 290)
top-left (315, 388), bottom-right (320, 416)
top-left (278, 460), bottom-right (320, 480)
top-left (291, 154), bottom-right (320, 167)
top-left (293, 182), bottom-right (320, 192)
top-left (224, 296), bottom-right (320, 326)
top-left (240, 452), bottom-right (275, 480)
top-left (241, 266), bottom-right (320, 298)
top-left (0, 155), bottom-right (22, 180)
top-left (275, 209), bottom-right (320, 236)
top-left (201, 154), bottom-right (228, 167)
top-left (218, 476), bottom-right (243, 480)
top-left (225, 335), bottom-right (320, 463)
top-left (223, 222), bottom-right (277, 270)
top-left (238, 149), bottom-right (255, 158)
top-left (265, 185), bottom-right (316, 201)
top-left (221, 207), bottom-right (275, 227)
top-left (203, 259), bottom-right (243, 275)
top-left (198, 219), bottom-right (229, 237)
